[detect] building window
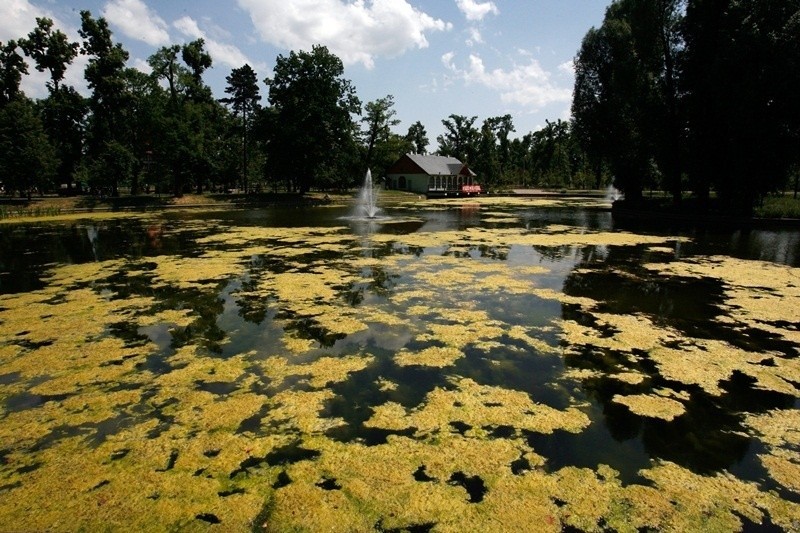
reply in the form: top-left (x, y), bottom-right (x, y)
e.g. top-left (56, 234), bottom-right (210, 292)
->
top-left (399, 176), bottom-right (406, 190)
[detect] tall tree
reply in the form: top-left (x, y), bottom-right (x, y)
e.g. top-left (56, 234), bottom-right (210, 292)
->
top-left (572, 27), bottom-right (612, 190)
top-left (181, 39), bottom-right (213, 102)
top-left (0, 97), bottom-right (57, 197)
top-left (572, 0), bottom-right (668, 202)
top-left (405, 121), bottom-right (429, 154)
top-left (37, 86), bottom-right (87, 189)
top-left (684, 0), bottom-right (800, 213)
top-left (0, 41), bottom-right (28, 106)
top-left (18, 17), bottom-right (78, 93)
top-left (222, 64), bottom-right (261, 194)
top-left (361, 94), bottom-right (399, 169)
top-left (148, 39), bottom-right (219, 195)
top-left (264, 45), bottom-right (361, 193)
top-left (436, 114), bottom-right (479, 164)
top-left (79, 10), bottom-right (131, 196)
top-left (19, 18), bottom-right (84, 187)
top-left (148, 45), bottom-right (183, 103)
top-left (528, 120), bottom-right (579, 188)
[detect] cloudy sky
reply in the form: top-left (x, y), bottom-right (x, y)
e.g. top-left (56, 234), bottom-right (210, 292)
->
top-left (1, 0), bottom-right (609, 144)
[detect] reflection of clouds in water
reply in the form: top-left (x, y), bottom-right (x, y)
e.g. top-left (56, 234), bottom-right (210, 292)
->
top-left (84, 224), bottom-right (98, 260)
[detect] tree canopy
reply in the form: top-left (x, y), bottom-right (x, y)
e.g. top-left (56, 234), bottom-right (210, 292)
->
top-left (573, 0), bottom-right (800, 213)
top-left (2, 3), bottom-right (797, 208)
top-left (264, 45), bottom-right (361, 193)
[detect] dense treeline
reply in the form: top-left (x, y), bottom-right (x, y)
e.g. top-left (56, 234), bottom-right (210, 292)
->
top-left (3, 3), bottom-right (795, 206)
top-left (573, 0), bottom-right (800, 214)
top-left (0, 11), bottom-right (596, 199)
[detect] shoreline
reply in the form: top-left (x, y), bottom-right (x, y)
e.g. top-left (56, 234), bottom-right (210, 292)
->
top-left (2, 191), bottom-right (799, 228)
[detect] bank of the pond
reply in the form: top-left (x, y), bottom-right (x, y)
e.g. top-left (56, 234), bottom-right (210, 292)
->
top-left (0, 192), bottom-right (365, 223)
top-left (5, 190), bottom-right (799, 229)
top-left (612, 197), bottom-right (800, 229)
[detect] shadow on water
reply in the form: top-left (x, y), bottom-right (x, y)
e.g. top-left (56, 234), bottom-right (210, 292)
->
top-left (323, 348), bottom-right (449, 445)
top-left (557, 242), bottom-right (800, 481)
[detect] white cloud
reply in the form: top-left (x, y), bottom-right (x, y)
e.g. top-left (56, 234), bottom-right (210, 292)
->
top-left (102, 0), bottom-right (170, 46)
top-left (558, 59), bottom-right (575, 76)
top-left (131, 57), bottom-right (152, 74)
top-left (455, 0), bottom-right (499, 22)
top-left (442, 52), bottom-right (571, 109)
top-left (465, 26), bottom-right (483, 46)
top-left (0, 0), bottom-right (46, 42)
top-left (173, 16), bottom-right (255, 70)
top-left (237, 0), bottom-right (451, 69)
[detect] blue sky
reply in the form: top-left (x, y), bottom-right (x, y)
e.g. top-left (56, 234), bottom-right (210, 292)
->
top-left (2, 0), bottom-right (610, 145)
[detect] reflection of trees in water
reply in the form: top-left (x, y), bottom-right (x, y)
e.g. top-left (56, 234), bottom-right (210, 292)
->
top-left (108, 265), bottom-right (228, 354)
top-left (559, 245), bottom-right (796, 476)
top-left (233, 243), bottom-right (403, 347)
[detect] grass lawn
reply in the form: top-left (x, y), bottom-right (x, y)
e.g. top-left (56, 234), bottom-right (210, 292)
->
top-left (756, 194), bottom-right (800, 219)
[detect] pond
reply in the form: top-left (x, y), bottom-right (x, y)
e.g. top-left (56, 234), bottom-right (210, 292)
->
top-left (1, 196), bottom-right (799, 531)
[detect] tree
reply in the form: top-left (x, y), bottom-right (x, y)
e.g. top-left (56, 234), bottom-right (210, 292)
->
top-left (572, 1), bottom-right (666, 202)
top-left (37, 86), bottom-right (87, 188)
top-left (684, 0), bottom-right (800, 213)
top-left (572, 27), bottom-right (613, 190)
top-left (361, 95), bottom-right (399, 169)
top-left (19, 18), bottom-right (84, 187)
top-left (79, 10), bottom-right (130, 196)
top-left (0, 40), bottom-right (28, 105)
top-left (264, 45), bottom-right (361, 193)
top-left (527, 120), bottom-right (579, 188)
top-left (146, 39), bottom-right (220, 195)
top-left (148, 45), bottom-right (183, 103)
top-left (0, 97), bottom-right (57, 196)
top-left (436, 114), bottom-right (479, 164)
top-left (405, 121), bottom-right (429, 154)
top-left (182, 39), bottom-right (212, 88)
top-left (18, 17), bottom-right (79, 94)
top-left (222, 64), bottom-right (261, 194)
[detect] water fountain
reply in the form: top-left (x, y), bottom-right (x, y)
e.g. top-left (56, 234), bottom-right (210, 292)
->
top-left (605, 184), bottom-right (624, 203)
top-left (357, 168), bottom-right (380, 219)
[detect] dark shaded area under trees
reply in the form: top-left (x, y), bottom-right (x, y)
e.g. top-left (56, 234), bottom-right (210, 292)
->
top-left (573, 0), bottom-right (800, 216)
top-left (1, 3), bottom-right (798, 216)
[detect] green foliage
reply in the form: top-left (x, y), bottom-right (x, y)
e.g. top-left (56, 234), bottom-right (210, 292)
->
top-left (405, 121), bottom-right (429, 155)
top-left (0, 97), bottom-right (57, 196)
top-left (37, 86), bottom-right (87, 185)
top-left (0, 40), bottom-right (28, 105)
top-left (79, 10), bottom-right (130, 195)
top-left (362, 95), bottom-right (400, 169)
top-left (684, 0), bottom-right (800, 214)
top-left (754, 195), bottom-right (800, 220)
top-left (264, 45), bottom-right (361, 193)
top-left (573, 0), bottom-right (800, 214)
top-left (436, 114), bottom-right (479, 165)
top-left (18, 17), bottom-right (78, 93)
top-left (146, 40), bottom-right (226, 195)
top-left (573, 0), bottom-right (683, 203)
top-left (85, 139), bottom-right (134, 194)
top-left (222, 64), bottom-right (261, 194)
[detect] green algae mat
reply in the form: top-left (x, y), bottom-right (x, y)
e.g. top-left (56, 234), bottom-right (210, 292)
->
top-left (1, 198), bottom-right (799, 531)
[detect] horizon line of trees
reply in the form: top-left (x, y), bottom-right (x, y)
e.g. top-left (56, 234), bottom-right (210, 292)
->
top-left (573, 0), bottom-right (800, 214)
top-left (0, 11), bottom-right (602, 200)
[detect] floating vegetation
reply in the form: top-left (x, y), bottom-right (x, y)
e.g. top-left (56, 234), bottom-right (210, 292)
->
top-left (1, 199), bottom-right (799, 530)
top-left (365, 377), bottom-right (590, 437)
top-left (611, 393), bottom-right (686, 421)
